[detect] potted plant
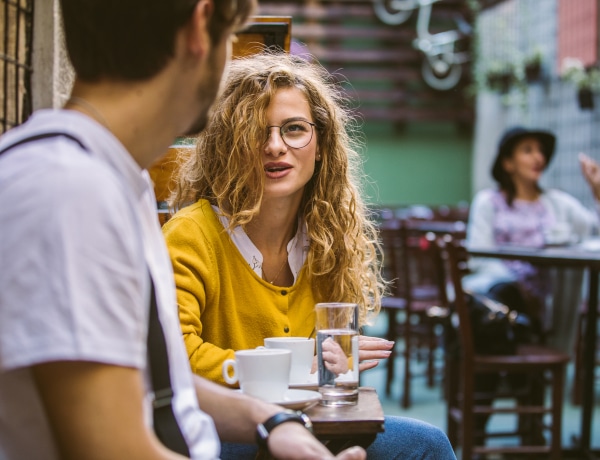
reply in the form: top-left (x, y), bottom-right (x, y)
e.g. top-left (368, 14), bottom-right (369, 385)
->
top-left (523, 48), bottom-right (543, 82)
top-left (485, 61), bottom-right (516, 94)
top-left (560, 57), bottom-right (600, 110)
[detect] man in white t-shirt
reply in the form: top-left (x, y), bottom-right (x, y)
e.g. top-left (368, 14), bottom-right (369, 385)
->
top-left (0, 1), bottom-right (366, 459)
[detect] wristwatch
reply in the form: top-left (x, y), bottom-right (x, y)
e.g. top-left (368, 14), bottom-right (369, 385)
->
top-left (255, 409), bottom-right (313, 447)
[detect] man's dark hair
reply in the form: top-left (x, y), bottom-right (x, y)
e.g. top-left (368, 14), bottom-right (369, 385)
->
top-left (59, 0), bottom-right (254, 82)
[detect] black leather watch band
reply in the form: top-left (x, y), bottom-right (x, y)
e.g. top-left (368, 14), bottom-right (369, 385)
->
top-left (255, 410), bottom-right (313, 447)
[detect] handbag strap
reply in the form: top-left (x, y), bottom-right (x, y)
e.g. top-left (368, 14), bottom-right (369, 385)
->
top-left (0, 132), bottom-right (88, 157)
top-left (147, 274), bottom-right (190, 456)
top-left (0, 131), bottom-right (190, 456)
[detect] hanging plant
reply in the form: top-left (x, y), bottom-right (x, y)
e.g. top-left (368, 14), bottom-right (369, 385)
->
top-left (523, 49), bottom-right (543, 82)
top-left (485, 62), bottom-right (516, 94)
top-left (578, 87), bottom-right (594, 110)
top-left (560, 57), bottom-right (600, 111)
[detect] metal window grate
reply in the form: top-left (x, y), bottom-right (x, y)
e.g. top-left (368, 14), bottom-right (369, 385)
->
top-left (1, 0), bottom-right (33, 135)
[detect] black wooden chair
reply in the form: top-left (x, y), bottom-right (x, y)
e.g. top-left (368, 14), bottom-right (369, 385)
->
top-left (439, 235), bottom-right (569, 459)
top-left (379, 218), bottom-right (455, 408)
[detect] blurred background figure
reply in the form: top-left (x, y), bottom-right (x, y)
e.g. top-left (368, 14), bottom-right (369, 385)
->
top-left (466, 126), bottom-right (600, 340)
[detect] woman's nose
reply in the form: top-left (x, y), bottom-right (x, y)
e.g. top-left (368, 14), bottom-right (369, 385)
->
top-left (264, 128), bottom-right (288, 156)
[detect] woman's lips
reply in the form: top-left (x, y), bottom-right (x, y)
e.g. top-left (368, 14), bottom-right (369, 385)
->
top-left (264, 162), bottom-right (292, 179)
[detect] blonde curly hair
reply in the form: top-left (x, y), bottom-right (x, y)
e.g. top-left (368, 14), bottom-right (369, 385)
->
top-left (169, 51), bottom-right (386, 325)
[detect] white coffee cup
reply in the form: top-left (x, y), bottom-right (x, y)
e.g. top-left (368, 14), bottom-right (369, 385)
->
top-left (222, 348), bottom-right (291, 402)
top-left (544, 222), bottom-right (573, 245)
top-left (263, 337), bottom-right (315, 384)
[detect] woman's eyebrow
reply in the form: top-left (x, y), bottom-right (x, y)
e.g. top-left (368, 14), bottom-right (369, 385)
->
top-left (280, 116), bottom-right (313, 124)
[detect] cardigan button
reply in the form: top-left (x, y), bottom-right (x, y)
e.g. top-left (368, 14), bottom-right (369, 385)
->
top-left (283, 326), bottom-right (290, 333)
top-left (281, 290), bottom-right (288, 296)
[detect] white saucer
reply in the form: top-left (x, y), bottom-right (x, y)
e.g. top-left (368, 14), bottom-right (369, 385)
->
top-left (289, 372), bottom-right (318, 389)
top-left (273, 389), bottom-right (321, 410)
top-left (235, 388), bottom-right (321, 410)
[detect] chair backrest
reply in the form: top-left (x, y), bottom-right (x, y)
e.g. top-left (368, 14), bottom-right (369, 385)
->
top-left (232, 16), bottom-right (292, 57)
top-left (147, 144), bottom-right (194, 226)
top-left (379, 218), bottom-right (455, 306)
top-left (379, 218), bottom-right (410, 300)
top-left (437, 234), bottom-right (475, 361)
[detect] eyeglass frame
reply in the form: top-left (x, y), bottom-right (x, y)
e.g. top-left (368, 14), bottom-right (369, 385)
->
top-left (265, 119), bottom-right (317, 149)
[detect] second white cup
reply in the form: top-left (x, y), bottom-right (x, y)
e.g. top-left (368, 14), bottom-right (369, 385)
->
top-left (222, 348), bottom-right (291, 402)
top-left (263, 337), bottom-right (315, 384)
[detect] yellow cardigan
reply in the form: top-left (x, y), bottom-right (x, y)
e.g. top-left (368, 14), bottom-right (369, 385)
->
top-left (162, 199), bottom-right (316, 386)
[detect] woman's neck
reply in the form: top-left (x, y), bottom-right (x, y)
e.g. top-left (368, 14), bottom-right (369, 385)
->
top-left (245, 202), bottom-right (299, 287)
top-left (245, 203), bottom-right (299, 255)
top-left (512, 180), bottom-right (541, 202)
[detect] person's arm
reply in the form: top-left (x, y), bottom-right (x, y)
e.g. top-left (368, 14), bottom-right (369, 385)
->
top-left (192, 375), bottom-right (366, 459)
top-left (463, 190), bottom-right (514, 292)
top-left (579, 153), bottom-right (600, 202)
top-left (466, 189), bottom-right (496, 249)
top-left (163, 214), bottom-right (237, 384)
top-left (32, 361), bottom-right (182, 460)
top-left (544, 187), bottom-right (599, 239)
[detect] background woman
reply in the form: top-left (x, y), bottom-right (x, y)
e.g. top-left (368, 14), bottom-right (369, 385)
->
top-left (466, 126), bottom-right (600, 337)
top-left (163, 52), bottom-right (455, 460)
top-left (465, 125), bottom-right (600, 445)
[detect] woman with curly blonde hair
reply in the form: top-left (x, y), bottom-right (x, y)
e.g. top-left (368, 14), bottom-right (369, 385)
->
top-left (163, 51), bottom-right (455, 460)
top-left (166, 50), bottom-right (390, 371)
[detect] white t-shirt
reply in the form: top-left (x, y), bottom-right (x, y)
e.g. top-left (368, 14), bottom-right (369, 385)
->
top-left (0, 110), bottom-right (220, 459)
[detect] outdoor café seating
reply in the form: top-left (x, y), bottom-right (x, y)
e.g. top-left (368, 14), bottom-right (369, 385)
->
top-left (439, 235), bottom-right (570, 459)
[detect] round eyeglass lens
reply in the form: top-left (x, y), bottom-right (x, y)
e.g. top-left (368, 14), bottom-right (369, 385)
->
top-left (280, 120), bottom-right (314, 149)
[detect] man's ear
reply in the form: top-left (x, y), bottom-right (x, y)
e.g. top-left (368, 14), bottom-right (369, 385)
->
top-left (186, 0), bottom-right (213, 57)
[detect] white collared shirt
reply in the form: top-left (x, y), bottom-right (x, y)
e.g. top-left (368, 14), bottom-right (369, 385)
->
top-left (213, 206), bottom-right (309, 283)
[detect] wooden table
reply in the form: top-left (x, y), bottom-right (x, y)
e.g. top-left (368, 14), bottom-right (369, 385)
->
top-left (468, 245), bottom-right (600, 458)
top-left (304, 387), bottom-right (385, 453)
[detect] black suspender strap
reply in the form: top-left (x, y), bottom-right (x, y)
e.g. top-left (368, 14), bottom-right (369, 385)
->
top-left (0, 131), bottom-right (190, 456)
top-left (147, 274), bottom-right (191, 457)
top-left (0, 132), bottom-right (88, 156)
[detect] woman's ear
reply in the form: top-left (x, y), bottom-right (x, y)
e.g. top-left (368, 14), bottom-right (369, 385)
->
top-left (501, 156), bottom-right (514, 174)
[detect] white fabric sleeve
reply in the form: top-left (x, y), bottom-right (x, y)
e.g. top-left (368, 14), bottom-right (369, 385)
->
top-left (543, 189), bottom-right (599, 240)
top-left (463, 189), bottom-right (514, 293)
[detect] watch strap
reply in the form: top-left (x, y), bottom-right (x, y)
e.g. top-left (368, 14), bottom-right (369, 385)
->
top-left (255, 410), bottom-right (313, 447)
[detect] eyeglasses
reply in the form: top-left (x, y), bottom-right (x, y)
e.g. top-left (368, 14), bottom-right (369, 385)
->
top-left (265, 120), bottom-right (316, 149)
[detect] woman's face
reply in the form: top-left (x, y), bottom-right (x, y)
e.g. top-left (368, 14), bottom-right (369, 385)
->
top-left (261, 87), bottom-right (318, 203)
top-left (501, 136), bottom-right (547, 185)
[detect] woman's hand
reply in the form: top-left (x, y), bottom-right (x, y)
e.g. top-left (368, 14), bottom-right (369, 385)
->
top-left (358, 336), bottom-right (394, 372)
top-left (309, 335), bottom-right (395, 374)
top-left (320, 337), bottom-right (350, 375)
top-left (579, 153), bottom-right (600, 201)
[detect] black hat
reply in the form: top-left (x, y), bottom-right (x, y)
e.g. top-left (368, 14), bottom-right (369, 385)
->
top-left (491, 126), bottom-right (556, 182)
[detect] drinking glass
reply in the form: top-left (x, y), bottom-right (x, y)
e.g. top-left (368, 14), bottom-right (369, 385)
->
top-left (315, 302), bottom-right (359, 406)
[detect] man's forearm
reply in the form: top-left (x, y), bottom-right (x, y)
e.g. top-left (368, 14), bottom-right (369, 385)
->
top-left (192, 374), bottom-right (281, 443)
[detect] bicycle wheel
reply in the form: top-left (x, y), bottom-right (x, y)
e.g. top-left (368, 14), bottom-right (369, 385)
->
top-left (421, 57), bottom-right (462, 91)
top-left (373, 0), bottom-right (416, 25)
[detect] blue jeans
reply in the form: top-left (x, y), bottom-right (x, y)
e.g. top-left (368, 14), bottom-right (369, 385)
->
top-left (220, 415), bottom-right (456, 459)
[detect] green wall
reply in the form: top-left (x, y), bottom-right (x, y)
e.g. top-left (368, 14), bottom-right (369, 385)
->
top-left (360, 122), bottom-right (473, 208)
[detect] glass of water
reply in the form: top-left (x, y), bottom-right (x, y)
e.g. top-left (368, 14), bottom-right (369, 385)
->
top-left (315, 302), bottom-right (359, 406)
